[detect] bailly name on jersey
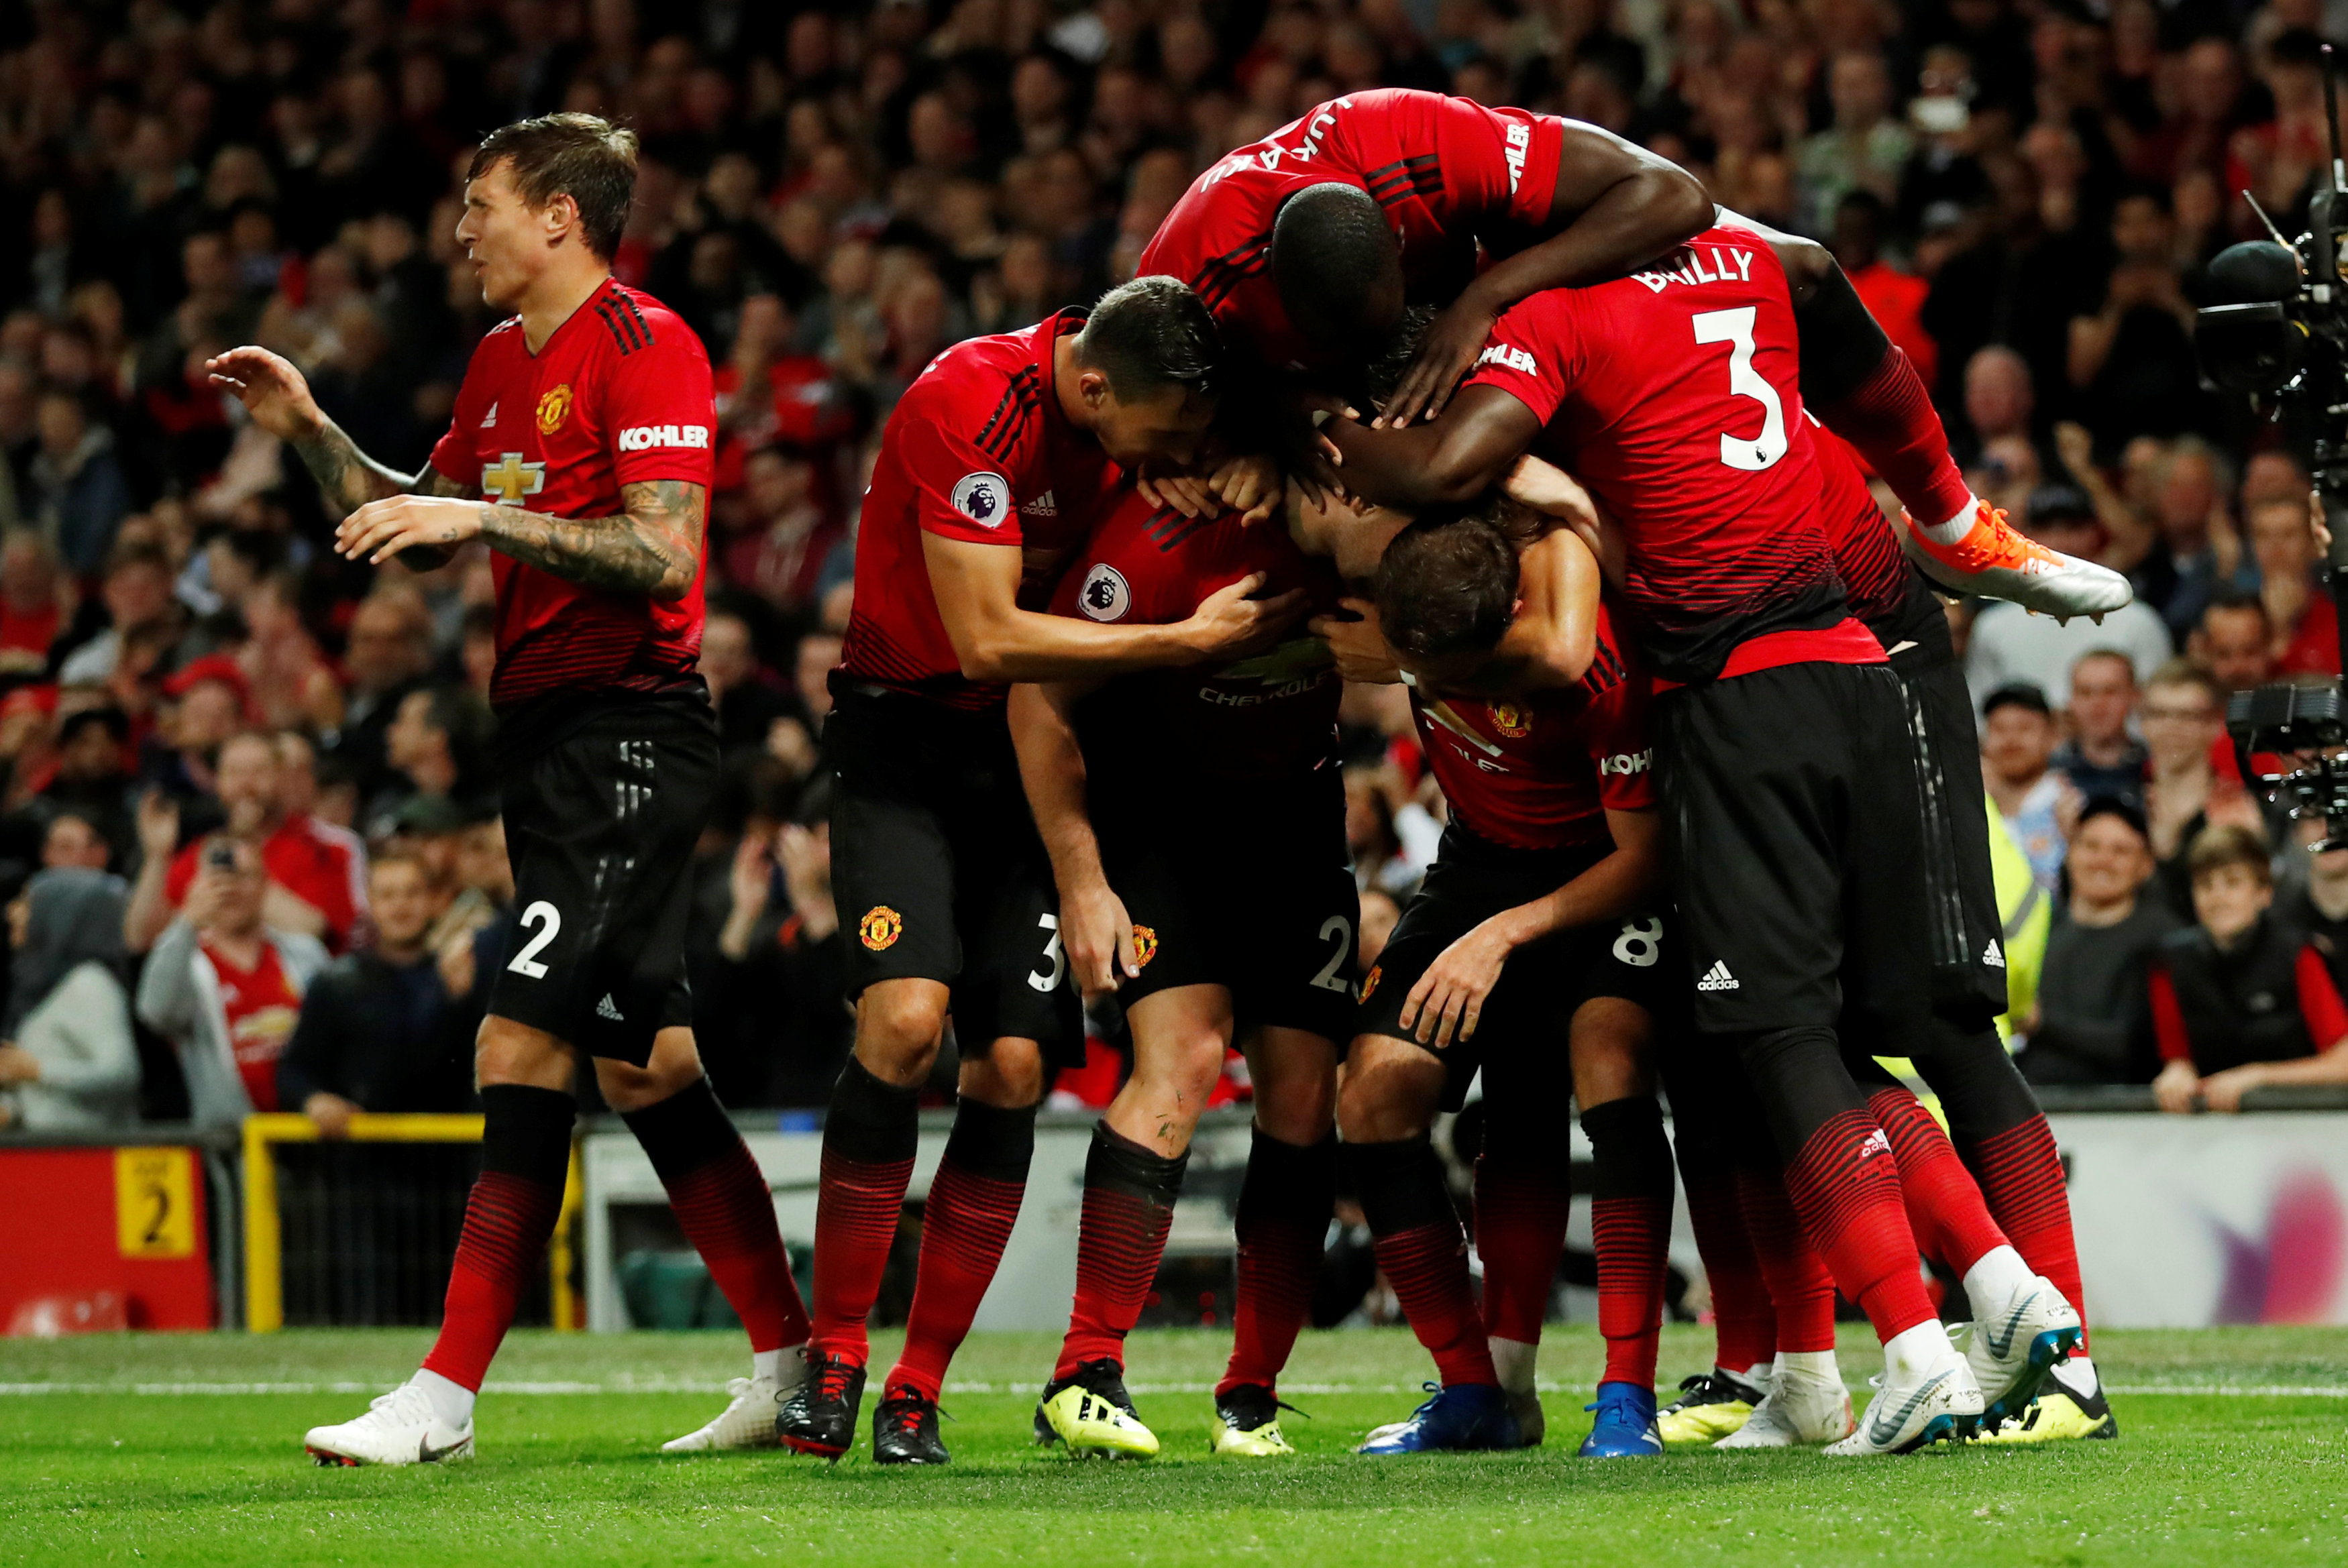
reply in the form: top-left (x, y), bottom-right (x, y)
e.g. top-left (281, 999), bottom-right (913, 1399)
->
top-left (1630, 245), bottom-right (1758, 294)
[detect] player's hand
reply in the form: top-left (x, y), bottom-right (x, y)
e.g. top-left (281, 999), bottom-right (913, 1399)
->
top-left (2198, 1063), bottom-right (2265, 1114)
top-left (1308, 597), bottom-right (1403, 683)
top-left (1181, 571), bottom-right (1310, 662)
top-left (1208, 453), bottom-right (1283, 526)
top-left (336, 496), bottom-right (486, 565)
top-left (206, 345), bottom-right (327, 441)
top-left (1136, 465), bottom-right (1218, 520)
top-left (1397, 915), bottom-right (1517, 1050)
top-left (1504, 455), bottom-right (1599, 530)
top-left (1061, 878), bottom-right (1139, 1001)
top-left (1279, 391), bottom-right (1356, 508)
top-left (1379, 290), bottom-right (1497, 429)
top-left (2153, 1058), bottom-right (2202, 1115)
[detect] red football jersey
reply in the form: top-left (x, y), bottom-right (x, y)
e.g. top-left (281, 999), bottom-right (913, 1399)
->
top-left (1138, 89), bottom-right (1564, 372)
top-left (841, 311), bottom-right (1120, 711)
top-left (1462, 229), bottom-right (1882, 684)
top-left (1811, 423), bottom-right (1931, 640)
top-left (1410, 611), bottom-right (1656, 852)
top-left (429, 279), bottom-right (714, 713)
top-left (1047, 486), bottom-right (1344, 780)
top-left (166, 815), bottom-right (369, 952)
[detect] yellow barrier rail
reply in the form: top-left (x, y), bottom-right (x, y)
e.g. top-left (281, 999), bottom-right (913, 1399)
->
top-left (242, 1113), bottom-right (584, 1334)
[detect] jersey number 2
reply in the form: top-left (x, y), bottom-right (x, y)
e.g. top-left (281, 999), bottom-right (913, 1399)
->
top-left (1693, 306), bottom-right (1786, 472)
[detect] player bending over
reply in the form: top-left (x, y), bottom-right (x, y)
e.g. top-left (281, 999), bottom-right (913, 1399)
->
top-left (780, 277), bottom-right (1300, 1465)
top-left (214, 115), bottom-right (810, 1465)
top-left (1318, 514), bottom-right (1676, 1456)
top-left (1006, 483), bottom-right (1352, 1459)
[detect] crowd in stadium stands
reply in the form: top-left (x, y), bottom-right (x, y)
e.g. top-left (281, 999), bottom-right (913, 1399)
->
top-left (3, 0), bottom-right (2348, 1134)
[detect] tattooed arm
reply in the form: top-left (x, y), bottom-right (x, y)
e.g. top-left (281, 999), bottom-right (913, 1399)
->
top-left (333, 480), bottom-right (707, 602)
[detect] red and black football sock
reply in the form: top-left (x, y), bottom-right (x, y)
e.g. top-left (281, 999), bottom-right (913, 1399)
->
top-left (1217, 1128), bottom-right (1334, 1399)
top-left (623, 1076), bottom-right (809, 1355)
top-left (1352, 1136), bottom-right (1496, 1388)
top-left (1913, 1025), bottom-right (2090, 1351)
top-left (421, 1084), bottom-right (574, 1392)
top-left (1740, 1026), bottom-right (1936, 1343)
top-left (1736, 1166), bottom-right (1838, 1353)
top-left (807, 1056), bottom-right (919, 1367)
top-left (1864, 1082), bottom-right (2009, 1278)
top-left (888, 1098), bottom-right (1036, 1401)
top-left (1583, 1095), bottom-right (1675, 1389)
top-left (1472, 1148), bottom-right (1570, 1348)
top-left (1055, 1123), bottom-right (1187, 1380)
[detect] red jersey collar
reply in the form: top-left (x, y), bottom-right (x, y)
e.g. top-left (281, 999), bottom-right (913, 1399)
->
top-left (519, 274), bottom-right (624, 359)
top-left (1038, 307), bottom-right (1086, 437)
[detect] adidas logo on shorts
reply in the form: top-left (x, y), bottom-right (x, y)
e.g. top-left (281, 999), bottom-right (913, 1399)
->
top-left (1696, 960), bottom-right (1739, 992)
top-left (1982, 938), bottom-right (2007, 969)
top-left (596, 994), bottom-right (625, 1021)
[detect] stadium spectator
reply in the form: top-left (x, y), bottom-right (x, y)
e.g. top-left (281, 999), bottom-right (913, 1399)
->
top-left (56, 540), bottom-right (178, 685)
top-left (2281, 815), bottom-right (2348, 991)
top-left (1981, 684), bottom-right (2072, 896)
top-left (134, 824), bottom-right (328, 1131)
top-left (2141, 659), bottom-right (2261, 915)
top-left (277, 853), bottom-right (472, 1136)
top-left (2195, 589), bottom-right (2274, 695)
top-left (2016, 800), bottom-right (2175, 1087)
top-left (699, 608), bottom-right (798, 758)
top-left (0, 866), bottom-right (136, 1131)
top-left (2151, 823), bottom-right (2348, 1113)
top-left (372, 683), bottom-right (494, 832)
top-left (41, 811), bottom-right (111, 872)
top-left (709, 789), bottom-right (848, 1109)
top-left (2133, 441), bottom-right (2252, 645)
top-left (2051, 650), bottom-right (2147, 811)
top-left (32, 706), bottom-right (136, 872)
top-left (2248, 495), bottom-right (2339, 679)
top-left (1964, 487), bottom-right (2172, 711)
top-left (0, 527), bottom-right (66, 673)
top-left (28, 386), bottom-right (131, 576)
top-left (327, 590), bottom-right (435, 797)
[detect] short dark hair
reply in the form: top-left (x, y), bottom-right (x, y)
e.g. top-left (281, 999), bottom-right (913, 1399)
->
top-left (1375, 511), bottom-right (1520, 663)
top-left (1365, 304), bottom-right (1439, 410)
top-left (1271, 182), bottom-right (1399, 344)
top-left (1073, 275), bottom-right (1220, 401)
top-left (466, 113), bottom-right (640, 260)
top-left (1982, 682), bottom-right (2052, 720)
top-left (2203, 585), bottom-right (2270, 628)
top-left (2186, 820), bottom-right (2271, 885)
top-left (2075, 795), bottom-right (2149, 846)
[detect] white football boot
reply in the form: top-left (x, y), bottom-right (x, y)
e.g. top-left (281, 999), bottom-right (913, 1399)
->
top-left (1824, 1341), bottom-right (1984, 1457)
top-left (1896, 497), bottom-right (2133, 621)
top-left (663, 1374), bottom-right (792, 1453)
top-left (1714, 1357), bottom-right (1854, 1449)
top-left (305, 1381), bottom-right (475, 1467)
top-left (1963, 1274), bottom-right (2085, 1426)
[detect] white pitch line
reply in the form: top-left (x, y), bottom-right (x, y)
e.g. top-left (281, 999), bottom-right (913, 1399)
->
top-left (0, 1380), bottom-right (2343, 1398)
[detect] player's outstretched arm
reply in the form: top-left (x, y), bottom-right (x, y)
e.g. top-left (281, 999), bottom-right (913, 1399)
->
top-left (1007, 681), bottom-right (1136, 1000)
top-left (334, 480), bottom-right (707, 600)
top-left (1495, 503), bottom-right (1601, 687)
top-left (1381, 126), bottom-right (1709, 427)
top-left (209, 345), bottom-right (443, 520)
top-left (1396, 805), bottom-right (1662, 1050)
top-left (1321, 384), bottom-right (1542, 511)
top-left (922, 533), bottom-right (1306, 683)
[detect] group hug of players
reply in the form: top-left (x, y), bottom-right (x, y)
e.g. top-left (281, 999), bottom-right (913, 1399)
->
top-left (280, 98), bottom-right (2135, 1471)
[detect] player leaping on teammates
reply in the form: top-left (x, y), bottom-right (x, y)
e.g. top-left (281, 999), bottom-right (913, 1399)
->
top-left (209, 115), bottom-right (815, 1466)
top-left (1320, 214), bottom-right (2117, 1454)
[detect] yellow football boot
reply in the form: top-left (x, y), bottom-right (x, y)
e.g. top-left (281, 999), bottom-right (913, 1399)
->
top-left (1210, 1384), bottom-right (1297, 1457)
top-left (1037, 1359), bottom-right (1160, 1459)
top-left (1656, 1369), bottom-right (1767, 1446)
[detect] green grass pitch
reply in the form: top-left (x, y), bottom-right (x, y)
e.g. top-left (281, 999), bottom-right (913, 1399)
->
top-left (3, 1324), bottom-right (2343, 1565)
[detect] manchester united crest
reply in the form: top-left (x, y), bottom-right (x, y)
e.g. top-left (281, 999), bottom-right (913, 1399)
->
top-left (1487, 701), bottom-right (1530, 738)
top-left (1130, 924), bottom-right (1158, 969)
top-left (858, 905), bottom-right (903, 951)
top-left (535, 382), bottom-right (574, 435)
top-left (1359, 964), bottom-right (1381, 1003)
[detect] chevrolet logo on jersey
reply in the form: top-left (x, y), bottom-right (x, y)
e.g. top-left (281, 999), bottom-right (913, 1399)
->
top-left (1212, 635), bottom-right (1334, 704)
top-left (482, 452), bottom-right (547, 504)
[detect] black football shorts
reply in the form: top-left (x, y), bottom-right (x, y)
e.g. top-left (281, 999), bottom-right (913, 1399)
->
top-left (1884, 616), bottom-right (2012, 1025)
top-left (1356, 822), bottom-right (1678, 1110)
top-left (824, 682), bottom-right (1083, 1065)
top-left (1091, 768), bottom-right (1360, 1045)
top-left (1656, 659), bottom-right (1933, 1038)
top-left (487, 693), bottom-right (716, 1067)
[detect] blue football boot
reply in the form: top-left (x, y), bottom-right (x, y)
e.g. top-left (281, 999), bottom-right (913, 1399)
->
top-left (1356, 1382), bottom-right (1522, 1454)
top-left (1578, 1381), bottom-right (1664, 1457)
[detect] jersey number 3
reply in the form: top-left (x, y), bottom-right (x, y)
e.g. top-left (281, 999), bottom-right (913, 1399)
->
top-left (1693, 306), bottom-right (1786, 472)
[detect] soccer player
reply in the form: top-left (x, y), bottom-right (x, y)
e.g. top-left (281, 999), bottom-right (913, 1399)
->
top-left (1138, 88), bottom-right (1711, 445)
top-left (779, 276), bottom-right (1301, 1465)
top-left (1005, 484), bottom-right (1352, 1459)
top-left (1321, 518), bottom-right (1676, 1456)
top-left (212, 114), bottom-right (810, 1465)
top-left (1321, 224), bottom-right (2078, 1454)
